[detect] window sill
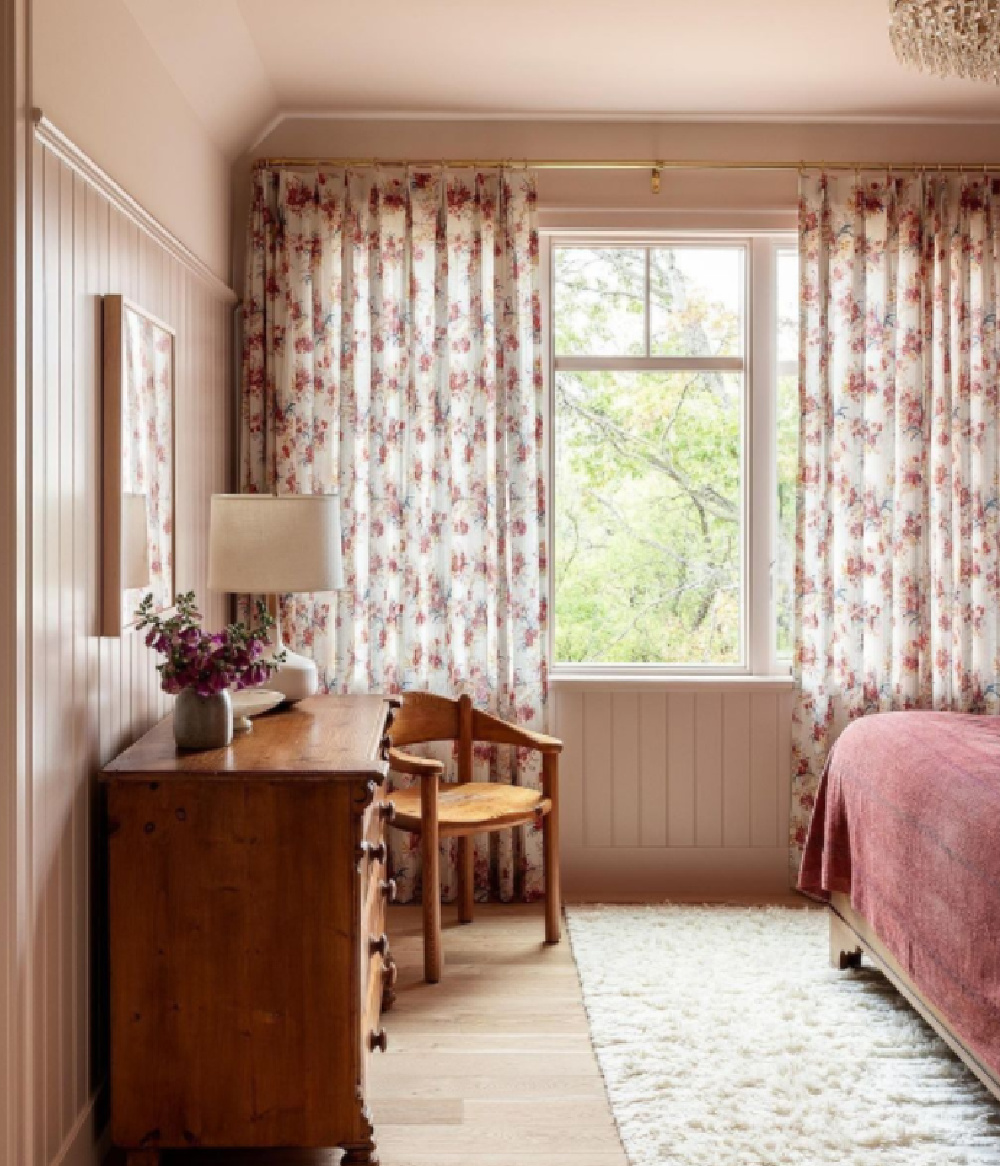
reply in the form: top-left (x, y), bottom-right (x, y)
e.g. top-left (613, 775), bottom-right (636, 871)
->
top-left (549, 672), bottom-right (795, 693)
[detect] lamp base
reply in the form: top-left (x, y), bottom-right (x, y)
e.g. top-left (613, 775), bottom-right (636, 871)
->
top-left (269, 633), bottom-right (319, 703)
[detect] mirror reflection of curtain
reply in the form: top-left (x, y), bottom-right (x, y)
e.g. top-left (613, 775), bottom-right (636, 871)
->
top-left (240, 166), bottom-right (548, 905)
top-left (123, 308), bottom-right (173, 615)
top-left (792, 170), bottom-right (1000, 878)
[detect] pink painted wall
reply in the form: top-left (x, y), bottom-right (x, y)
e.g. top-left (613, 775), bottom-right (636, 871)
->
top-left (33, 0), bottom-right (231, 281)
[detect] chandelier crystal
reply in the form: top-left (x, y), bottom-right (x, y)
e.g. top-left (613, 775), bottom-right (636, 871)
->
top-left (889, 0), bottom-right (1000, 83)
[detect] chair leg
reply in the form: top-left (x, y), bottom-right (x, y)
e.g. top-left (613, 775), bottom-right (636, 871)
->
top-left (421, 778), bottom-right (442, 984)
top-left (458, 836), bottom-right (475, 924)
top-left (543, 753), bottom-right (561, 944)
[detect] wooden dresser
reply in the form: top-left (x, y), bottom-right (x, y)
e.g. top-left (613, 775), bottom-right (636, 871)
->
top-left (100, 694), bottom-right (399, 1166)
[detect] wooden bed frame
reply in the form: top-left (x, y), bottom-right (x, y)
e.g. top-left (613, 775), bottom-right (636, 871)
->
top-left (829, 892), bottom-right (1000, 1103)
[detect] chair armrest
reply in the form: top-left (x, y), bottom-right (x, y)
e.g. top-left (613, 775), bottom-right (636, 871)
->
top-left (471, 710), bottom-right (563, 754)
top-left (387, 746), bottom-right (445, 779)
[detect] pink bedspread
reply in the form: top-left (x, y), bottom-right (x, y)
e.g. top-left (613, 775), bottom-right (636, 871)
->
top-left (799, 710), bottom-right (1000, 1076)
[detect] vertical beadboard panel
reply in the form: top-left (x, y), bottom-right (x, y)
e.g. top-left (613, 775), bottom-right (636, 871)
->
top-left (28, 140), bottom-right (234, 1166)
top-left (610, 694), bottom-right (639, 847)
top-left (750, 691), bottom-right (780, 847)
top-left (638, 692), bottom-right (667, 848)
top-left (776, 689), bottom-right (794, 856)
top-left (666, 692), bottom-right (696, 846)
top-left (582, 692), bottom-right (612, 847)
top-left (550, 688), bottom-right (585, 852)
top-left (557, 683), bottom-right (794, 899)
top-left (722, 693), bottom-right (751, 846)
top-left (694, 693), bottom-right (724, 846)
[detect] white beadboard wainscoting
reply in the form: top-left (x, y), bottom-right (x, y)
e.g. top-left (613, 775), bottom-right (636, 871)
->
top-left (3, 121), bottom-right (235, 1166)
top-left (550, 679), bottom-right (795, 900)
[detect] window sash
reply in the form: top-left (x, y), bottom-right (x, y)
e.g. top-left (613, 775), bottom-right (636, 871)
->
top-left (545, 232), bottom-right (797, 680)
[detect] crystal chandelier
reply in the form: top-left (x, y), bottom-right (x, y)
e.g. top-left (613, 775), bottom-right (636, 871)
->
top-left (889, 1), bottom-right (1000, 83)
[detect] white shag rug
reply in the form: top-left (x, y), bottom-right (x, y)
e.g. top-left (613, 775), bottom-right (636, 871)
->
top-left (567, 905), bottom-right (1000, 1166)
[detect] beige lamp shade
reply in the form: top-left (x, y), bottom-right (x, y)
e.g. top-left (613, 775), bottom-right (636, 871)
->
top-left (123, 492), bottom-right (151, 590)
top-left (208, 493), bottom-right (344, 594)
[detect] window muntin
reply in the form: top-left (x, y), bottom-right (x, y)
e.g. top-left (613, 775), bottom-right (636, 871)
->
top-left (551, 241), bottom-right (748, 669)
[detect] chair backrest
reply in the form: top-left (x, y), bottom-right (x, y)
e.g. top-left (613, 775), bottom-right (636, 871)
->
top-left (389, 692), bottom-right (474, 783)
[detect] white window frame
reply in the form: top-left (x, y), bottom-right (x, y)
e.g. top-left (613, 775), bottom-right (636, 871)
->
top-left (772, 242), bottom-right (799, 669)
top-left (542, 230), bottom-right (795, 681)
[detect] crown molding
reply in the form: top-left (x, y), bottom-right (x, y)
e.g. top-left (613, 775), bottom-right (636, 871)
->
top-left (244, 105), bottom-right (1000, 154)
top-left (33, 111), bottom-right (236, 303)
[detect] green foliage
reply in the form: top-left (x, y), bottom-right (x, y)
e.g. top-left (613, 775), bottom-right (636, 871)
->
top-left (552, 245), bottom-right (799, 666)
top-left (552, 247), bottom-right (745, 665)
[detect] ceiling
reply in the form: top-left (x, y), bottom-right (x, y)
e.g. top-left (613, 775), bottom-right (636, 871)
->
top-left (122, 0), bottom-right (1000, 157)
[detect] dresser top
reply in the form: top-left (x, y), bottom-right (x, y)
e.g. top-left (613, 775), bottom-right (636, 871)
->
top-left (100, 694), bottom-right (391, 782)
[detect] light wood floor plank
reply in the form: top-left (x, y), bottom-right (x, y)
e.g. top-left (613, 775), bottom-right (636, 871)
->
top-left (113, 904), bottom-right (627, 1166)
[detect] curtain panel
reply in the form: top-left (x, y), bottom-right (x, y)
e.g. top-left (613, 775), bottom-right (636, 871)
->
top-left (240, 166), bottom-right (548, 903)
top-left (792, 170), bottom-right (1000, 876)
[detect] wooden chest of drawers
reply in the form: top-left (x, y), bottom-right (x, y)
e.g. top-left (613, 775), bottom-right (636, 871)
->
top-left (100, 694), bottom-right (397, 1166)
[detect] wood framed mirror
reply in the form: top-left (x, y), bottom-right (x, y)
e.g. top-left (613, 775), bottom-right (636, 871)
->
top-left (102, 295), bottom-right (175, 636)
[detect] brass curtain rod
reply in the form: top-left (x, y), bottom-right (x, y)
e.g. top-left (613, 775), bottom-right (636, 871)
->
top-left (253, 156), bottom-right (1000, 174)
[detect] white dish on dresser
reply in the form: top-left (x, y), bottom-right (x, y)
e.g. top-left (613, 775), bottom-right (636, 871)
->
top-left (230, 687), bottom-right (284, 732)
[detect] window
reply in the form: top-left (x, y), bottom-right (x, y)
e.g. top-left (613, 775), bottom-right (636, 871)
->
top-left (548, 235), bottom-right (796, 675)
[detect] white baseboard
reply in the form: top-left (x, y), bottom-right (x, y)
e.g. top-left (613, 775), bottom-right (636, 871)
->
top-left (50, 1092), bottom-right (110, 1166)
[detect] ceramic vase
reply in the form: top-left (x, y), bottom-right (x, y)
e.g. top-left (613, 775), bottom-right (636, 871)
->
top-left (173, 688), bottom-right (233, 750)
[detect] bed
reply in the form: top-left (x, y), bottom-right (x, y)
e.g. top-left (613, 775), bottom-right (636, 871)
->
top-left (799, 710), bottom-right (1000, 1100)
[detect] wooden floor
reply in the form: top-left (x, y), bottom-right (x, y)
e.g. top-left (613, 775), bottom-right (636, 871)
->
top-left (367, 904), bottom-right (627, 1166)
top-left (121, 904), bottom-right (627, 1166)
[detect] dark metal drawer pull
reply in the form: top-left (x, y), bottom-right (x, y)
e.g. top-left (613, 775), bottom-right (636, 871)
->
top-left (379, 800), bottom-right (396, 825)
top-left (369, 1028), bottom-right (387, 1053)
top-left (360, 841), bottom-right (387, 864)
top-left (380, 878), bottom-right (397, 903)
top-left (369, 933), bottom-right (389, 958)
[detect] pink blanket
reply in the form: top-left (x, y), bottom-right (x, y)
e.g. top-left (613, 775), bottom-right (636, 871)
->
top-left (799, 711), bottom-right (1000, 1076)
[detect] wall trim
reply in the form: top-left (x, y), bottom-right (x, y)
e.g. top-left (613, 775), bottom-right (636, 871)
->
top-left (49, 1093), bottom-right (111, 1166)
top-left (0, 0), bottom-right (32, 1163)
top-left (563, 846), bottom-right (793, 901)
top-left (246, 108), bottom-right (1000, 153)
top-left (32, 111), bottom-right (236, 304)
top-left (551, 674), bottom-right (794, 692)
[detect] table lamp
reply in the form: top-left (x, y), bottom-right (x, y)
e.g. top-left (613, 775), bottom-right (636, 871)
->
top-left (207, 493), bottom-right (344, 702)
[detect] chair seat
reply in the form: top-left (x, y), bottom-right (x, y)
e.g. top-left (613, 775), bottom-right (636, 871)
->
top-left (389, 782), bottom-right (552, 838)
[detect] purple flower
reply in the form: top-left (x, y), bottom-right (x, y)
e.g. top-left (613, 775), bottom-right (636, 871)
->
top-left (138, 590), bottom-right (282, 698)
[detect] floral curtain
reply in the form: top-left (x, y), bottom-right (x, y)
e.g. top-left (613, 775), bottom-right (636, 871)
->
top-left (241, 166), bottom-right (548, 903)
top-left (792, 170), bottom-right (1000, 876)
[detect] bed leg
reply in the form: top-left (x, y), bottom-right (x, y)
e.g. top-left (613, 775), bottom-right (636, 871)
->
top-left (830, 911), bottom-right (862, 970)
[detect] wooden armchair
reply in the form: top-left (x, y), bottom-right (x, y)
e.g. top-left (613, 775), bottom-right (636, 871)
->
top-left (386, 692), bottom-right (562, 983)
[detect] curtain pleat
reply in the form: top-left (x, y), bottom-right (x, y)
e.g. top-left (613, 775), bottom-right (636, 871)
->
top-left (240, 166), bottom-right (548, 903)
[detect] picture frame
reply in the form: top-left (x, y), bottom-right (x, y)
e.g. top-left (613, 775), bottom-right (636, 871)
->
top-left (102, 294), bottom-right (176, 637)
